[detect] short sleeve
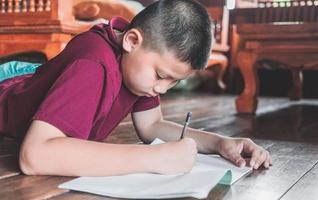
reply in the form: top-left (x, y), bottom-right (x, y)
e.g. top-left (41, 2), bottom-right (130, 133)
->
top-left (132, 95), bottom-right (160, 113)
top-left (32, 59), bottom-right (104, 140)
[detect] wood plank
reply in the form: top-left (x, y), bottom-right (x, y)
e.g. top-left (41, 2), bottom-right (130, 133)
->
top-left (39, 98), bottom-right (318, 200)
top-left (0, 94), bottom-right (317, 200)
top-left (207, 140), bottom-right (318, 200)
top-left (0, 175), bottom-right (71, 199)
top-left (236, 23), bottom-right (318, 39)
top-left (52, 101), bottom-right (318, 200)
top-left (50, 191), bottom-right (119, 200)
top-left (210, 103), bottom-right (318, 143)
top-left (280, 162), bottom-right (318, 200)
top-left (108, 98), bottom-right (318, 144)
top-left (49, 140), bottom-right (318, 200)
top-left (204, 103), bottom-right (318, 199)
top-left (108, 96), bottom-right (294, 143)
top-left (120, 94), bottom-right (234, 123)
top-left (0, 155), bottom-right (20, 179)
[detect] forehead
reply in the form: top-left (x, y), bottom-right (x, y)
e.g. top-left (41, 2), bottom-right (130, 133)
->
top-left (149, 49), bottom-right (194, 80)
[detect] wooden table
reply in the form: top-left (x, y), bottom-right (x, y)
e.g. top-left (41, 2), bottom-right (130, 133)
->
top-left (230, 3), bottom-right (318, 114)
top-left (232, 23), bottom-right (318, 114)
top-left (1, 93), bottom-right (318, 199)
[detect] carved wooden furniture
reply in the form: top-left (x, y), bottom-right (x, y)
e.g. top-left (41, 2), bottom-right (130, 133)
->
top-left (0, 0), bottom-right (92, 60)
top-left (230, 0), bottom-right (318, 113)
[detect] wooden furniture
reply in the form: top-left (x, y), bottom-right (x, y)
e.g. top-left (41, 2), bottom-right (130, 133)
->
top-left (0, 0), bottom-right (230, 91)
top-left (199, 0), bottom-right (230, 90)
top-left (230, 0), bottom-right (318, 113)
top-left (1, 93), bottom-right (318, 199)
top-left (0, 0), bottom-right (92, 60)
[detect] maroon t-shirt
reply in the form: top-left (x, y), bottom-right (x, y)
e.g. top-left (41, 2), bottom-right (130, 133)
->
top-left (0, 17), bottom-right (159, 141)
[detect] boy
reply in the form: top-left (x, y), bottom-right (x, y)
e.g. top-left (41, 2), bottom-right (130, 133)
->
top-left (0, 0), bottom-right (271, 177)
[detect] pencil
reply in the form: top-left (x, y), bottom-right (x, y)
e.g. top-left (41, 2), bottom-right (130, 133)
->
top-left (180, 112), bottom-right (192, 139)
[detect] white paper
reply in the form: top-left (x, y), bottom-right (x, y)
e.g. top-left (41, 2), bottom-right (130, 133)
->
top-left (59, 138), bottom-right (252, 199)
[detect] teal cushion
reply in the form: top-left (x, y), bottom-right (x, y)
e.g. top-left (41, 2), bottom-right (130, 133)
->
top-left (0, 61), bottom-right (41, 82)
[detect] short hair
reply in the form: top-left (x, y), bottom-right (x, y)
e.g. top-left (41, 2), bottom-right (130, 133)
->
top-left (126, 0), bottom-right (213, 70)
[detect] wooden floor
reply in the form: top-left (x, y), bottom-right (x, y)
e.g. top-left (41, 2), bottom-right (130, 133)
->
top-left (1, 92), bottom-right (318, 200)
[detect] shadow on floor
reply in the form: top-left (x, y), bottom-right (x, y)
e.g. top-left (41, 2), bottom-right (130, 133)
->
top-left (212, 104), bottom-right (318, 144)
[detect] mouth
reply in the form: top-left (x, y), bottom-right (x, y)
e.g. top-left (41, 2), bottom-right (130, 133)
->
top-left (145, 92), bottom-right (159, 97)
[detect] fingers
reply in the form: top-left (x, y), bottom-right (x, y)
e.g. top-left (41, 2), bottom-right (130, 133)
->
top-left (240, 138), bottom-right (272, 169)
top-left (223, 140), bottom-right (246, 168)
top-left (230, 151), bottom-right (246, 168)
top-left (220, 138), bottom-right (272, 169)
top-left (250, 149), bottom-right (271, 169)
top-left (264, 152), bottom-right (273, 168)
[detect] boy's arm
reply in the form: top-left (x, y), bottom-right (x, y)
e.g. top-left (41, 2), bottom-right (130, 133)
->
top-left (132, 106), bottom-right (222, 154)
top-left (19, 120), bottom-right (197, 176)
top-left (132, 106), bottom-right (272, 169)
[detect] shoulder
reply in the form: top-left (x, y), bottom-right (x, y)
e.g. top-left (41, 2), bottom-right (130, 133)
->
top-left (63, 30), bottom-right (118, 64)
top-left (66, 58), bottom-right (104, 71)
top-left (62, 58), bottom-right (121, 96)
top-left (50, 59), bottom-right (106, 91)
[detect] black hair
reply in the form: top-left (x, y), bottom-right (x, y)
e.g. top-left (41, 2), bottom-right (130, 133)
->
top-left (126, 0), bottom-right (213, 70)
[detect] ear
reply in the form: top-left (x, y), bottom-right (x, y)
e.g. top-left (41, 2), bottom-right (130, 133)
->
top-left (122, 28), bottom-right (143, 52)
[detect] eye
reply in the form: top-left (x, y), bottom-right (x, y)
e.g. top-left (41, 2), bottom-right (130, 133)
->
top-left (167, 80), bottom-right (180, 89)
top-left (156, 72), bottom-right (164, 80)
top-left (171, 80), bottom-right (180, 86)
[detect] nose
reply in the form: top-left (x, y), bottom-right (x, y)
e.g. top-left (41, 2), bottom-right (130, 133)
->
top-left (153, 83), bottom-right (168, 95)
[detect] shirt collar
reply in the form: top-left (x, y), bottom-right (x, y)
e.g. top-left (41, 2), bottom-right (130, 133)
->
top-left (90, 17), bottom-right (130, 55)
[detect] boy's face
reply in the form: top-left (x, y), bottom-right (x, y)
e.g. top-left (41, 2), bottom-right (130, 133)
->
top-left (120, 29), bottom-right (194, 97)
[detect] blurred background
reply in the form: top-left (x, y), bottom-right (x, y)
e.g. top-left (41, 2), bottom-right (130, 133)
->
top-left (0, 0), bottom-right (317, 101)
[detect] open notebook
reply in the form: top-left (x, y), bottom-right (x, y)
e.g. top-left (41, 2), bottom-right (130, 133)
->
top-left (59, 138), bottom-right (252, 199)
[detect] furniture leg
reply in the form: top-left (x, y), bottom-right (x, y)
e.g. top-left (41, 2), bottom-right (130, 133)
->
top-left (216, 56), bottom-right (228, 91)
top-left (289, 68), bottom-right (303, 100)
top-left (235, 50), bottom-right (259, 114)
top-left (207, 53), bottom-right (228, 91)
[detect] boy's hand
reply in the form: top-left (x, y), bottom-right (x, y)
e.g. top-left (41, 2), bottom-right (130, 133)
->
top-left (155, 138), bottom-right (197, 175)
top-left (217, 137), bottom-right (272, 169)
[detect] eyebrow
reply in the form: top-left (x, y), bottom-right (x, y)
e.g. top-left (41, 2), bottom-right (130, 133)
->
top-left (159, 67), bottom-right (182, 79)
top-left (167, 74), bottom-right (177, 80)
top-left (157, 63), bottom-right (189, 81)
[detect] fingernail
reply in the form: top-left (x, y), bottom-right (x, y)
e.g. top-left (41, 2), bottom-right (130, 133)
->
top-left (254, 164), bottom-right (259, 169)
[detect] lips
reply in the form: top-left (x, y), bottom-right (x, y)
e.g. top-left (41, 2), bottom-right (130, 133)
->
top-left (145, 92), bottom-right (158, 97)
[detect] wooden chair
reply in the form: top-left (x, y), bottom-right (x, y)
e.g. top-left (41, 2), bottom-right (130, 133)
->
top-left (202, 1), bottom-right (230, 91)
top-left (230, 0), bottom-right (318, 113)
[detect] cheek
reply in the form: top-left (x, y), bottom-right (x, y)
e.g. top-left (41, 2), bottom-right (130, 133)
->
top-left (123, 65), bottom-right (147, 89)
top-left (122, 53), bottom-right (156, 88)
top-left (133, 69), bottom-right (154, 87)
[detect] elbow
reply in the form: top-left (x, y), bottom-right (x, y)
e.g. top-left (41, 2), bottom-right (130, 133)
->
top-left (135, 121), bottom-right (162, 144)
top-left (134, 126), bottom-right (151, 144)
top-left (136, 129), bottom-right (153, 144)
top-left (139, 136), bottom-right (152, 144)
top-left (19, 145), bottom-right (44, 175)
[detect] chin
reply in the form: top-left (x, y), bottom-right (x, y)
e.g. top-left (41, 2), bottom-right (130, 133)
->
top-left (129, 87), bottom-right (145, 97)
top-left (123, 81), bottom-right (149, 97)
